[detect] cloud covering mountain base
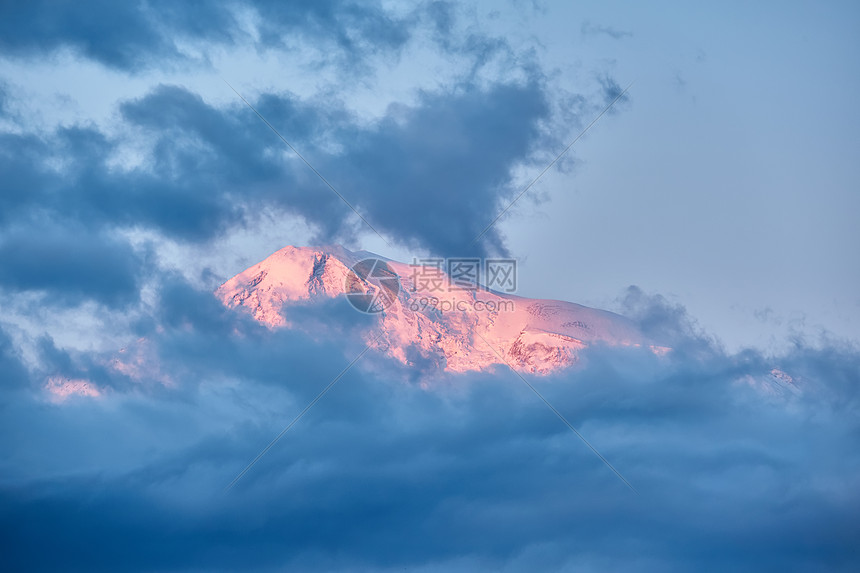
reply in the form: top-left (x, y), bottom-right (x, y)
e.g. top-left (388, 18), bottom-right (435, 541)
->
top-left (1, 279), bottom-right (858, 572)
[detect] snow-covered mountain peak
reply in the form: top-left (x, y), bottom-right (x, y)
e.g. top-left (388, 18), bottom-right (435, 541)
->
top-left (216, 245), bottom-right (666, 374)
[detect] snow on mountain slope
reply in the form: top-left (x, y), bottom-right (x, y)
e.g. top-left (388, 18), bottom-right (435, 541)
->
top-left (216, 245), bottom-right (666, 374)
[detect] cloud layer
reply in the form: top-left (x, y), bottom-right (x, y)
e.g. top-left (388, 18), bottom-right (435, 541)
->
top-left (1, 278), bottom-right (859, 572)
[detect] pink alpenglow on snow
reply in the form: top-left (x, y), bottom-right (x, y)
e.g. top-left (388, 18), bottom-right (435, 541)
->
top-left (217, 245), bottom-right (668, 374)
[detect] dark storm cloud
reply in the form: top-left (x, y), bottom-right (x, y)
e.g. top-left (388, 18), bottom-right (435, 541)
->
top-left (117, 84), bottom-right (350, 239)
top-left (0, 221), bottom-right (144, 307)
top-left (0, 138), bottom-right (45, 227)
top-left (26, 273), bottom-right (379, 397)
top-left (0, 0), bottom-right (419, 72)
top-left (0, 0), bottom-right (179, 71)
top-left (0, 86), bottom-right (334, 298)
top-left (0, 76), bottom-right (553, 281)
top-left (0, 325), bottom-right (29, 392)
top-left (137, 275), bottom-right (379, 394)
top-left (116, 79), bottom-right (552, 256)
top-left (330, 80), bottom-right (550, 256)
top-left (1, 276), bottom-right (858, 572)
top-left (0, 82), bottom-right (8, 117)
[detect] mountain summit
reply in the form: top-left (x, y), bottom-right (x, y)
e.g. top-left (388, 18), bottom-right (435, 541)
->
top-left (217, 245), bottom-right (666, 374)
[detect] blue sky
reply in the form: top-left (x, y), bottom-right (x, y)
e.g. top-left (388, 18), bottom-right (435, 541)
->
top-left (1, 1), bottom-right (859, 571)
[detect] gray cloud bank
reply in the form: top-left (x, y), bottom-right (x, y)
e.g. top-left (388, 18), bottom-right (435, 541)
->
top-left (0, 280), bottom-right (858, 572)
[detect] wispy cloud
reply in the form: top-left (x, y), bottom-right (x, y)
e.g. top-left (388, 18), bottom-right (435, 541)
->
top-left (581, 20), bottom-right (633, 40)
